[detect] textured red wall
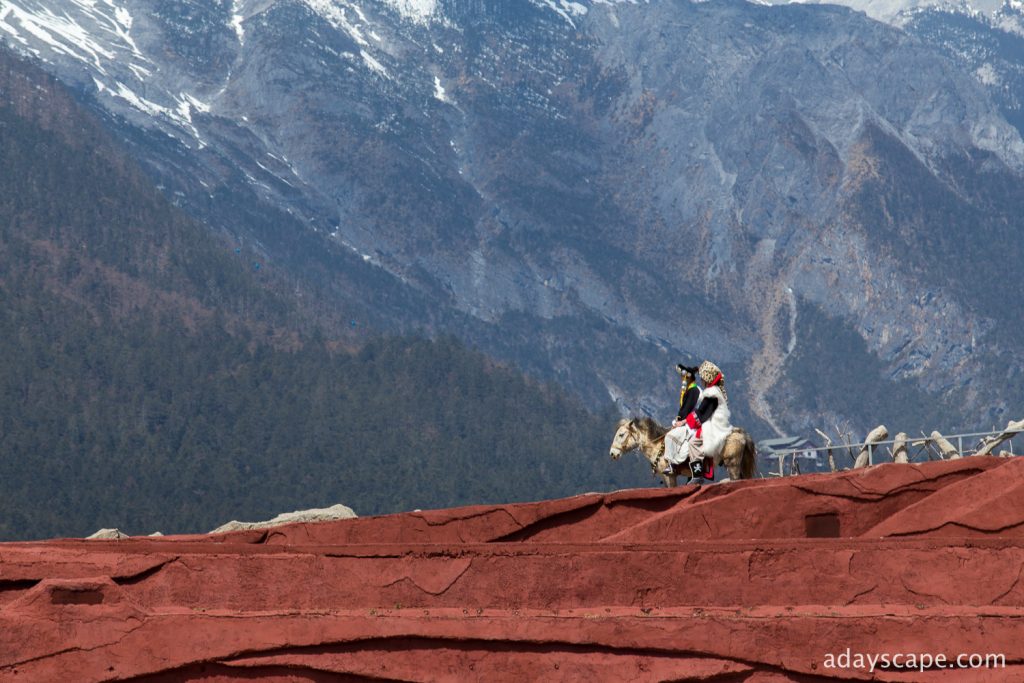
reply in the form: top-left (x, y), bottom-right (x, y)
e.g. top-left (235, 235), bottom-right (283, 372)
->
top-left (2, 457), bottom-right (1022, 681)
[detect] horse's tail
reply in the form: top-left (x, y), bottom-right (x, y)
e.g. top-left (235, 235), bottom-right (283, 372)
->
top-left (737, 429), bottom-right (757, 480)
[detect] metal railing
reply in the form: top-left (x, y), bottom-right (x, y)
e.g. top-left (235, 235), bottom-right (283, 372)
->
top-left (760, 427), bottom-right (1023, 477)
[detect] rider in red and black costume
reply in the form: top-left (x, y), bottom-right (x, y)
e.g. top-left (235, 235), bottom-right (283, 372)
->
top-left (682, 361), bottom-right (731, 485)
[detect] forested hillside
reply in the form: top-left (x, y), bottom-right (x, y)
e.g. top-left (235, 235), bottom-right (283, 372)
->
top-left (4, 0), bottom-right (1023, 435)
top-left (0, 49), bottom-right (640, 541)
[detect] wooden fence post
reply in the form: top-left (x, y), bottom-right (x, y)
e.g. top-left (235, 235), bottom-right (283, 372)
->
top-left (854, 425), bottom-right (888, 469)
top-left (815, 428), bottom-right (837, 472)
top-left (930, 431), bottom-right (960, 460)
top-left (976, 419), bottom-right (1024, 456)
top-left (892, 432), bottom-right (909, 464)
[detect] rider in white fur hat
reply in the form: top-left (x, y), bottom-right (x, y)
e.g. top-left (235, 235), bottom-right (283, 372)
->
top-left (683, 360), bottom-right (732, 485)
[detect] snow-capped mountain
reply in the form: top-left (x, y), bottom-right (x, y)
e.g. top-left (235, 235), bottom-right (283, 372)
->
top-left (769, 0), bottom-right (1002, 25)
top-left (3, 0), bottom-right (1024, 435)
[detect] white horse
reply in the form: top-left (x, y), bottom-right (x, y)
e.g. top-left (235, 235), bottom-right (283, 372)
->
top-left (609, 417), bottom-right (757, 486)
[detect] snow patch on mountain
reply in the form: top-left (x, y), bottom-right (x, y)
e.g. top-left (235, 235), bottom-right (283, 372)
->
top-left (0, 0), bottom-right (150, 77)
top-left (88, 71), bottom-right (207, 146)
top-left (381, 0), bottom-right (436, 23)
top-left (976, 62), bottom-right (1000, 84)
top-left (231, 0), bottom-right (245, 45)
top-left (1, 1), bottom-right (115, 69)
top-left (299, 1), bottom-right (415, 78)
top-left (433, 75), bottom-right (451, 103)
top-left (524, 0), bottom-right (651, 27)
top-left (531, 0), bottom-right (589, 26)
top-left (111, 81), bottom-right (170, 119)
top-left (360, 48), bottom-right (390, 78)
top-left (993, 0), bottom-right (1024, 34)
top-left (303, 0), bottom-right (371, 45)
top-left (776, 0), bottom-right (1004, 24)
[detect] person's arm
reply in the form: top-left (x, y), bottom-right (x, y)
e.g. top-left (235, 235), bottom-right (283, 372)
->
top-left (695, 395), bottom-right (718, 425)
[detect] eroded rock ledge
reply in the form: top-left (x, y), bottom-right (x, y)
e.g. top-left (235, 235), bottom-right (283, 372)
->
top-left (3, 457), bottom-right (1024, 681)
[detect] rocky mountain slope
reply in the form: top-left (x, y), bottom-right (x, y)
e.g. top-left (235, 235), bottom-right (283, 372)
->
top-left (774, 0), bottom-right (1024, 140)
top-left (2, 0), bottom-right (1023, 436)
top-left (902, 4), bottom-right (1024, 135)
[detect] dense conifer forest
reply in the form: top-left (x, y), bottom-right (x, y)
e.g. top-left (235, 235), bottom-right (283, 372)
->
top-left (0, 49), bottom-right (643, 540)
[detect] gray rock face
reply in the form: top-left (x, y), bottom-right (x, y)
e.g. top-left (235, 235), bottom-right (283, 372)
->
top-left (85, 528), bottom-right (130, 540)
top-left (209, 503), bottom-right (357, 533)
top-left (3, 0), bottom-right (1024, 435)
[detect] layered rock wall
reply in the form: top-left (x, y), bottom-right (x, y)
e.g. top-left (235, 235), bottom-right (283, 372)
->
top-left (3, 458), bottom-right (1023, 680)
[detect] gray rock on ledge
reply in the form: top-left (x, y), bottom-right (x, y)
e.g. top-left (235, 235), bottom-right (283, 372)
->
top-left (85, 528), bottom-right (129, 540)
top-left (209, 504), bottom-right (357, 534)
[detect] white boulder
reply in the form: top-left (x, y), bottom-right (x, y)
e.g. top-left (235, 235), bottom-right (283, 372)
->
top-left (86, 528), bottom-right (129, 540)
top-left (209, 503), bottom-right (357, 534)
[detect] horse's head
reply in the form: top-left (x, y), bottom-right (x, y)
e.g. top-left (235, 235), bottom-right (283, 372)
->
top-left (610, 419), bottom-right (639, 460)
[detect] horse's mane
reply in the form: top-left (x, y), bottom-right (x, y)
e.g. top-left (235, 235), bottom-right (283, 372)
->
top-left (634, 416), bottom-right (668, 439)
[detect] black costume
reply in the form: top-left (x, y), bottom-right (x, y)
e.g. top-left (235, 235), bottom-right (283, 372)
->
top-left (695, 394), bottom-right (718, 425)
top-left (677, 384), bottom-right (701, 422)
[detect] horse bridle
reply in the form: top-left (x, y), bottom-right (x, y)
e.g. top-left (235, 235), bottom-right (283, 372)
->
top-left (623, 421), bottom-right (668, 476)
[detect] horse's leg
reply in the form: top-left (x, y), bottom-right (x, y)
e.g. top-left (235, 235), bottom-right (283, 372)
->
top-left (654, 454), bottom-right (668, 477)
top-left (714, 433), bottom-right (736, 472)
top-left (716, 435), bottom-right (737, 480)
top-left (726, 451), bottom-right (740, 480)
